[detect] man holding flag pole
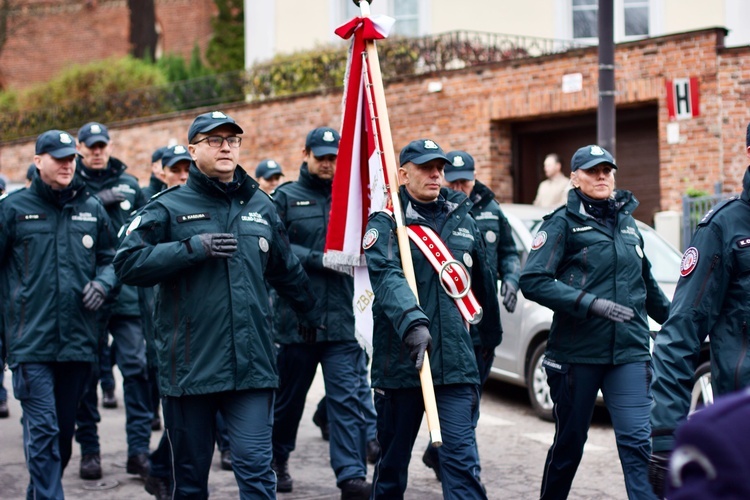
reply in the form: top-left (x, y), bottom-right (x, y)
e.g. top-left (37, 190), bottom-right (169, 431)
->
top-left (325, 1), bottom-right (501, 497)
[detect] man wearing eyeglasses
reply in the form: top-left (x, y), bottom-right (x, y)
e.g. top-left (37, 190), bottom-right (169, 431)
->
top-left (270, 127), bottom-right (373, 499)
top-left (114, 111), bottom-right (321, 498)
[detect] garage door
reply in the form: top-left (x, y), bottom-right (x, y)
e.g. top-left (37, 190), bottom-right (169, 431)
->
top-left (511, 106), bottom-right (660, 224)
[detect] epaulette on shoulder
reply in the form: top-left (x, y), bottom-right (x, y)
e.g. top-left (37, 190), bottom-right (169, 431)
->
top-left (149, 185), bottom-right (181, 200)
top-left (367, 208), bottom-right (396, 223)
top-left (697, 195), bottom-right (740, 226)
top-left (275, 180), bottom-right (295, 191)
top-left (542, 204), bottom-right (566, 221)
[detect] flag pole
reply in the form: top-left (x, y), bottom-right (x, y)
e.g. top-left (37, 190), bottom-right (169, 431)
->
top-left (355, 0), bottom-right (442, 447)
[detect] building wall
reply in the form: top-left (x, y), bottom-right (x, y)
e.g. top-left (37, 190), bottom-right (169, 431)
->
top-left (2, 28), bottom-right (747, 215)
top-left (0, 0), bottom-right (215, 91)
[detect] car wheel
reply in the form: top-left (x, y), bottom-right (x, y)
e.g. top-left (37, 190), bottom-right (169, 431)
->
top-left (527, 340), bottom-right (554, 421)
top-left (689, 360), bottom-right (713, 415)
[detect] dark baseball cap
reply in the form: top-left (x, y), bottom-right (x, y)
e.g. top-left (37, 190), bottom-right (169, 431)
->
top-left (256, 159), bottom-right (284, 180)
top-left (306, 127), bottom-right (340, 157)
top-left (161, 144), bottom-right (192, 168)
top-left (570, 145), bottom-right (617, 172)
top-left (399, 139), bottom-right (449, 167)
top-left (151, 146), bottom-right (169, 163)
top-left (35, 130), bottom-right (78, 158)
top-left (78, 122), bottom-right (110, 147)
top-left (26, 163), bottom-right (37, 181)
top-left (444, 150), bottom-right (475, 182)
top-left (188, 111), bottom-right (243, 143)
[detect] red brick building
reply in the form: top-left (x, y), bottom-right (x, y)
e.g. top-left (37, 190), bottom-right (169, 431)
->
top-left (1, 27), bottom-right (748, 222)
top-left (0, 0), bottom-right (215, 90)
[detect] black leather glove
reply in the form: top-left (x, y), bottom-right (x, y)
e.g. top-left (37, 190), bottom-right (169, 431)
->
top-left (403, 324), bottom-right (432, 371)
top-left (589, 298), bottom-right (635, 323)
top-left (648, 451), bottom-right (671, 499)
top-left (501, 281), bottom-right (518, 313)
top-left (198, 233), bottom-right (238, 258)
top-left (96, 188), bottom-right (127, 206)
top-left (82, 281), bottom-right (106, 311)
top-left (298, 322), bottom-right (325, 344)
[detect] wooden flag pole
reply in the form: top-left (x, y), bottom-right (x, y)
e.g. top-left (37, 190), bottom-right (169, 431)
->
top-left (356, 0), bottom-right (442, 447)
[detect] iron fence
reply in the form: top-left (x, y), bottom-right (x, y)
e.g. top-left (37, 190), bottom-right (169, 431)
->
top-left (681, 183), bottom-right (734, 250)
top-left (0, 31), bottom-right (591, 143)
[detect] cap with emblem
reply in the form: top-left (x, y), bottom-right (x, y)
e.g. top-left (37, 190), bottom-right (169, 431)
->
top-left (444, 150), bottom-right (475, 182)
top-left (571, 145), bottom-right (617, 172)
top-left (306, 127), bottom-right (340, 157)
top-left (188, 111), bottom-right (244, 143)
top-left (35, 130), bottom-right (78, 158)
top-left (399, 139), bottom-right (450, 167)
top-left (255, 159), bottom-right (284, 180)
top-left (152, 146), bottom-right (168, 163)
top-left (77, 122), bottom-right (110, 147)
top-left (161, 145), bottom-right (192, 168)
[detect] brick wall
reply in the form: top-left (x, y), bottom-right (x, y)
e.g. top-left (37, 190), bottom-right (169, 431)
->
top-left (0, 0), bottom-right (215, 90)
top-left (2, 28), bottom-right (748, 214)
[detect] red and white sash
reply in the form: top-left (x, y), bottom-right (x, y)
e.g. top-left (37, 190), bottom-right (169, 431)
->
top-left (406, 224), bottom-right (483, 325)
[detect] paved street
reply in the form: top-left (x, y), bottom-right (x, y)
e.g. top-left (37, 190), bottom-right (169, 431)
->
top-left (0, 367), bottom-right (628, 499)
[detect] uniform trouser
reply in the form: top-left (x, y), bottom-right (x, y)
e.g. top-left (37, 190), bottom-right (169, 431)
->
top-left (150, 408), bottom-right (233, 481)
top-left (373, 384), bottom-right (485, 500)
top-left (272, 341), bottom-right (369, 484)
top-left (314, 368), bottom-right (378, 442)
top-left (76, 315), bottom-right (151, 457)
top-left (148, 364), bottom-right (161, 419)
top-left (0, 334), bottom-right (7, 402)
top-left (424, 347), bottom-right (495, 473)
top-left (163, 389), bottom-right (276, 499)
top-left (11, 362), bottom-right (92, 500)
top-left (540, 361), bottom-right (656, 500)
top-left (99, 338), bottom-right (115, 392)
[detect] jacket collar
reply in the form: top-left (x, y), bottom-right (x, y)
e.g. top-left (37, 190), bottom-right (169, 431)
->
top-left (741, 166), bottom-right (750, 204)
top-left (30, 173), bottom-right (86, 208)
top-left (76, 156), bottom-right (127, 180)
top-left (565, 188), bottom-right (638, 225)
top-left (399, 186), bottom-right (466, 225)
top-left (298, 163), bottom-right (332, 194)
top-left (470, 180), bottom-right (495, 210)
top-left (185, 162), bottom-right (258, 201)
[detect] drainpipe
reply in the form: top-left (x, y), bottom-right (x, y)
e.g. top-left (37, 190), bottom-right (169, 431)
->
top-left (598, 0), bottom-right (616, 156)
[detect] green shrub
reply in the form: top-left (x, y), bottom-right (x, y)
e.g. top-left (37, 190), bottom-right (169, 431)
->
top-left (18, 56), bottom-right (166, 110)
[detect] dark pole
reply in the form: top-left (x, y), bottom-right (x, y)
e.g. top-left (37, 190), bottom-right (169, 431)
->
top-left (598, 0), bottom-right (615, 156)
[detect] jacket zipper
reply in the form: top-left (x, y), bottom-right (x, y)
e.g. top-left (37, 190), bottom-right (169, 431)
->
top-left (692, 255), bottom-right (720, 307)
top-left (735, 321), bottom-right (748, 390)
top-left (170, 284), bottom-right (180, 384)
top-left (545, 234), bottom-right (563, 271)
top-left (581, 247), bottom-right (588, 287)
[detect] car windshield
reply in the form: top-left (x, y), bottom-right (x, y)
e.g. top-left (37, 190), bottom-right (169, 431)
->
top-left (640, 227), bottom-right (681, 283)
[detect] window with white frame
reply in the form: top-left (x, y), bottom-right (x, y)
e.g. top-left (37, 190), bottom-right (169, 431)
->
top-left (337, 0), bottom-right (425, 38)
top-left (569, 0), bottom-right (651, 42)
top-left (572, 0), bottom-right (598, 39)
top-left (390, 0), bottom-right (420, 37)
top-left (623, 0), bottom-right (649, 36)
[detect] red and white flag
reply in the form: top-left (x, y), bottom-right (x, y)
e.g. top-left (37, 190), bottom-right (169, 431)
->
top-left (323, 14), bottom-right (395, 348)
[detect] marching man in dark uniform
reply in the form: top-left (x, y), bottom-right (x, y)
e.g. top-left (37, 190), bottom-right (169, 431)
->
top-left (0, 130), bottom-right (118, 499)
top-left (648, 124), bottom-right (750, 497)
top-left (74, 121), bottom-right (152, 480)
top-left (271, 127), bottom-right (373, 498)
top-left (364, 139), bottom-right (501, 499)
top-left (114, 111), bottom-right (321, 498)
top-left (421, 149), bottom-right (520, 482)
